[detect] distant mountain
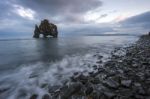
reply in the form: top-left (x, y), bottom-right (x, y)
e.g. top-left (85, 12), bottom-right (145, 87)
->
top-left (86, 33), bottom-right (138, 36)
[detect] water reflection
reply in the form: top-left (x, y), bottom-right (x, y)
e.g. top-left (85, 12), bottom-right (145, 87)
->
top-left (34, 38), bottom-right (61, 62)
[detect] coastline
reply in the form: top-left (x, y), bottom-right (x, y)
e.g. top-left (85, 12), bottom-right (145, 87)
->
top-left (35, 35), bottom-right (150, 99)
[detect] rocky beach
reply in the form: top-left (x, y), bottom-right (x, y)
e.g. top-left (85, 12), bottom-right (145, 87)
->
top-left (29, 35), bottom-right (150, 99)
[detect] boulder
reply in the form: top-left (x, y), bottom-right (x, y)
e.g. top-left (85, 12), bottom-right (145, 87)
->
top-left (121, 80), bottom-right (132, 87)
top-left (33, 19), bottom-right (58, 38)
top-left (30, 94), bottom-right (38, 99)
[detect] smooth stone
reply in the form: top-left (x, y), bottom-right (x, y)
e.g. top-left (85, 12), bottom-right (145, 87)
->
top-left (0, 87), bottom-right (10, 94)
top-left (85, 86), bottom-right (93, 95)
top-left (61, 82), bottom-right (82, 99)
top-left (103, 78), bottom-right (119, 89)
top-left (121, 80), bottom-right (132, 87)
top-left (48, 85), bottom-right (60, 93)
top-left (42, 94), bottom-right (51, 99)
top-left (103, 91), bottom-right (116, 98)
top-left (138, 87), bottom-right (146, 95)
top-left (30, 94), bottom-right (38, 99)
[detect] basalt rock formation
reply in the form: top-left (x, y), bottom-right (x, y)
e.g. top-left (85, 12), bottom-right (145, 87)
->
top-left (33, 19), bottom-right (58, 38)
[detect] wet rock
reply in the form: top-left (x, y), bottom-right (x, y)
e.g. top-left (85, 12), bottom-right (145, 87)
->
top-left (96, 60), bottom-right (103, 64)
top-left (118, 88), bottom-right (133, 98)
top-left (61, 82), bottom-right (82, 99)
top-left (0, 87), bottom-right (9, 94)
top-left (135, 94), bottom-right (145, 99)
top-left (146, 96), bottom-right (150, 99)
top-left (30, 94), bottom-right (38, 99)
top-left (103, 91), bottom-right (116, 98)
top-left (121, 80), bottom-right (132, 87)
top-left (90, 77), bottom-right (100, 84)
top-left (41, 83), bottom-right (48, 88)
top-left (42, 94), bottom-right (51, 99)
top-left (147, 88), bottom-right (150, 95)
top-left (16, 89), bottom-right (28, 98)
top-left (33, 19), bottom-right (58, 38)
top-left (92, 65), bottom-right (98, 70)
top-left (98, 55), bottom-right (103, 59)
top-left (53, 35), bottom-right (150, 99)
top-left (48, 85), bottom-right (60, 93)
top-left (138, 87), bottom-right (146, 95)
top-left (90, 91), bottom-right (101, 99)
top-left (77, 74), bottom-right (88, 84)
top-left (103, 78), bottom-right (119, 89)
top-left (73, 72), bottom-right (79, 76)
top-left (85, 86), bottom-right (93, 95)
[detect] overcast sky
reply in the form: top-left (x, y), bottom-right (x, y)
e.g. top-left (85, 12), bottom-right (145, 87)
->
top-left (0, 0), bottom-right (150, 36)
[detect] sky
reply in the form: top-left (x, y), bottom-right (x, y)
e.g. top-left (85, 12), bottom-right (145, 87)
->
top-left (0, 0), bottom-right (150, 36)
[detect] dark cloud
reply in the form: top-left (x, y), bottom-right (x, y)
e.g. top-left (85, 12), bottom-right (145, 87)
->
top-left (0, 2), bottom-right (13, 19)
top-left (121, 11), bottom-right (150, 29)
top-left (121, 11), bottom-right (150, 24)
top-left (59, 23), bottom-right (115, 36)
top-left (16, 0), bottom-right (102, 14)
top-left (0, 0), bottom-right (103, 34)
top-left (117, 11), bottom-right (150, 34)
top-left (1, 0), bottom-right (149, 36)
top-left (13, 0), bottom-right (102, 23)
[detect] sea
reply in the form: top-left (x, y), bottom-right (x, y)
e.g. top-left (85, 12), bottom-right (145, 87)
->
top-left (0, 35), bottom-right (139, 99)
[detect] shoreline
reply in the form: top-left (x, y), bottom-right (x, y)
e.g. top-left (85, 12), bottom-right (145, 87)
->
top-left (36, 35), bottom-right (150, 99)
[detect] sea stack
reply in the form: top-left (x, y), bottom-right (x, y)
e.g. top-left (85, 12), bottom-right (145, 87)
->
top-left (33, 19), bottom-right (58, 38)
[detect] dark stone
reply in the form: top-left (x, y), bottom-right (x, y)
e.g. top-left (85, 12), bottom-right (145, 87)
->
top-left (90, 77), bottom-right (100, 84)
top-left (30, 94), bottom-right (38, 99)
top-left (42, 94), bottom-right (50, 99)
top-left (0, 87), bottom-right (9, 94)
top-left (103, 91), bottom-right (116, 98)
top-left (41, 83), bottom-right (48, 88)
top-left (73, 72), bottom-right (79, 76)
top-left (138, 87), bottom-right (146, 95)
top-left (121, 80), bottom-right (132, 87)
top-left (103, 78), bottom-right (119, 89)
top-left (77, 74), bottom-right (88, 84)
top-left (48, 85), bottom-right (60, 93)
top-left (33, 19), bottom-right (58, 38)
top-left (96, 60), bottom-right (103, 64)
top-left (118, 88), bottom-right (133, 98)
top-left (85, 86), bottom-right (93, 95)
top-left (61, 82), bottom-right (82, 99)
top-left (135, 95), bottom-right (145, 99)
top-left (92, 65), bottom-right (98, 70)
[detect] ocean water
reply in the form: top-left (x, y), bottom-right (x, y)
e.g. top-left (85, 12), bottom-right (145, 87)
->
top-left (0, 36), bottom-right (138, 99)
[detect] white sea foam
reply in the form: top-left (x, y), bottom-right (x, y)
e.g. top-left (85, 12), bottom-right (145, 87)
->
top-left (0, 44), bottom-right (120, 99)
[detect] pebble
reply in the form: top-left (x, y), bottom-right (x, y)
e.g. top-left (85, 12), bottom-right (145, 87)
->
top-left (30, 94), bottom-right (38, 99)
top-left (121, 80), bottom-right (132, 87)
top-left (47, 35), bottom-right (150, 99)
top-left (103, 78), bottom-right (119, 89)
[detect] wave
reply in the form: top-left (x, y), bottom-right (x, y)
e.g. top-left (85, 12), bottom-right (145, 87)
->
top-left (0, 44), bottom-right (115, 99)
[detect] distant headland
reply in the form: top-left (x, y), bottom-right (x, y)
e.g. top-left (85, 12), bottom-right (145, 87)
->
top-left (33, 19), bottom-right (58, 38)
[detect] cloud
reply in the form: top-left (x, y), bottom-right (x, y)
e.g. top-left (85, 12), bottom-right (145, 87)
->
top-left (0, 0), bottom-right (149, 36)
top-left (117, 11), bottom-right (150, 34)
top-left (12, 4), bottom-right (36, 20)
top-left (16, 0), bottom-right (102, 14)
top-left (121, 11), bottom-right (150, 25)
top-left (14, 0), bottom-right (103, 23)
top-left (0, 0), bottom-right (103, 35)
top-left (59, 23), bottom-right (116, 36)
